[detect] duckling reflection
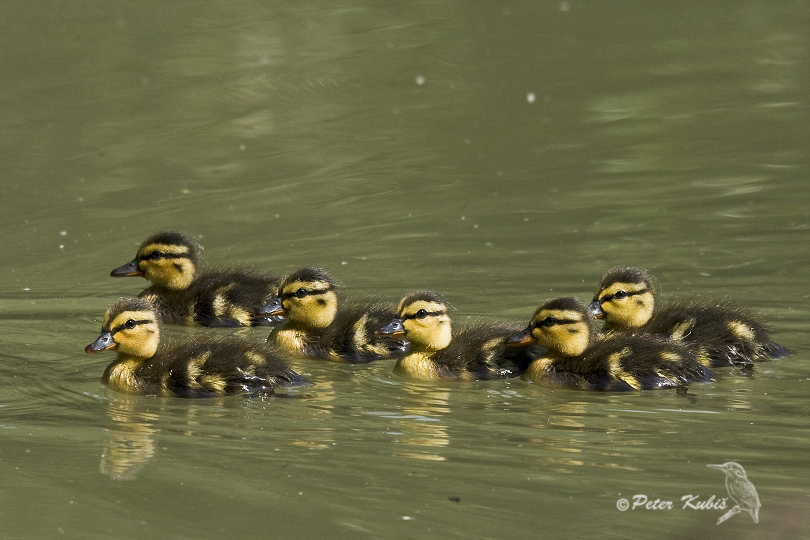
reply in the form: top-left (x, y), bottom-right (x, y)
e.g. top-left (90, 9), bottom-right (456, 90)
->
top-left (111, 231), bottom-right (282, 327)
top-left (389, 384), bottom-right (452, 462)
top-left (259, 267), bottom-right (407, 363)
top-left (508, 297), bottom-right (715, 390)
top-left (100, 394), bottom-right (158, 480)
top-left (521, 396), bottom-right (657, 474)
top-left (589, 266), bottom-right (791, 368)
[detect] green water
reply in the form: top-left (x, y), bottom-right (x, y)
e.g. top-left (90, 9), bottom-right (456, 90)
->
top-left (1, 1), bottom-right (808, 539)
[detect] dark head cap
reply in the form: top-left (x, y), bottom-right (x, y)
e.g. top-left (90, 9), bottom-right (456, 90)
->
top-left (138, 231), bottom-right (202, 263)
top-left (596, 266), bottom-right (656, 296)
top-left (280, 266), bottom-right (337, 289)
top-left (102, 297), bottom-right (159, 328)
top-left (397, 290), bottom-right (452, 315)
top-left (532, 296), bottom-right (589, 319)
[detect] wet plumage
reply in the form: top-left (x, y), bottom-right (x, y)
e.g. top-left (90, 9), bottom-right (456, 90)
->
top-left (589, 266), bottom-right (790, 368)
top-left (110, 231), bottom-right (281, 327)
top-left (259, 267), bottom-right (407, 363)
top-left (507, 297), bottom-right (715, 391)
top-left (377, 291), bottom-right (539, 381)
top-left (86, 297), bottom-right (306, 397)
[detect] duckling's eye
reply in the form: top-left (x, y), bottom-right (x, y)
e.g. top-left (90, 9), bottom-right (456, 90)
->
top-left (295, 288), bottom-right (308, 298)
top-left (143, 250), bottom-right (164, 260)
top-left (539, 316), bottom-right (558, 327)
top-left (124, 319), bottom-right (136, 329)
top-left (415, 309), bottom-right (428, 319)
top-left (613, 290), bottom-right (628, 300)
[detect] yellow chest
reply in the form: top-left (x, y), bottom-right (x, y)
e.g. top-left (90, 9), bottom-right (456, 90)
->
top-left (273, 328), bottom-right (309, 356)
top-left (103, 358), bottom-right (144, 395)
top-left (394, 353), bottom-right (443, 381)
top-left (523, 357), bottom-right (554, 384)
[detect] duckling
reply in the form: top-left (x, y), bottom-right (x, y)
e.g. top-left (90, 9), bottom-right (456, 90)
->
top-left (376, 291), bottom-right (539, 381)
top-left (588, 266), bottom-right (790, 368)
top-left (257, 267), bottom-right (408, 363)
top-left (110, 231), bottom-right (282, 327)
top-left (85, 297), bottom-right (307, 397)
top-left (507, 297), bottom-right (715, 391)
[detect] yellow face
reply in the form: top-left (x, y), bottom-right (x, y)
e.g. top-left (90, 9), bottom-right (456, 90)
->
top-left (87, 306), bottom-right (161, 359)
top-left (592, 280), bottom-right (655, 329)
top-left (397, 299), bottom-right (452, 352)
top-left (528, 307), bottom-right (592, 357)
top-left (134, 241), bottom-right (197, 290)
top-left (279, 279), bottom-right (338, 329)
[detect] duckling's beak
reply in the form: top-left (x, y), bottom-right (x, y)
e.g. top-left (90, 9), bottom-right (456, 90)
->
top-left (376, 319), bottom-right (406, 338)
top-left (505, 327), bottom-right (536, 347)
top-left (110, 259), bottom-right (144, 278)
top-left (588, 300), bottom-right (605, 319)
top-left (85, 332), bottom-right (117, 354)
top-left (257, 297), bottom-right (285, 317)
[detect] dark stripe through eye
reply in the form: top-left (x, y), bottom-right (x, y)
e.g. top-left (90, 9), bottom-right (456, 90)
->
top-left (533, 317), bottom-right (578, 328)
top-left (401, 310), bottom-right (445, 321)
top-left (281, 285), bottom-right (334, 301)
top-left (110, 319), bottom-right (153, 333)
top-left (600, 288), bottom-right (647, 303)
top-left (140, 251), bottom-right (188, 261)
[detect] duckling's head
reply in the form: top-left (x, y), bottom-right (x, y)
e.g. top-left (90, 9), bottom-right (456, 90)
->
top-left (589, 266), bottom-right (656, 329)
top-left (110, 231), bottom-right (201, 290)
top-left (262, 267), bottom-right (339, 329)
top-left (379, 291), bottom-right (453, 352)
top-left (85, 297), bottom-right (161, 358)
top-left (508, 297), bottom-right (594, 356)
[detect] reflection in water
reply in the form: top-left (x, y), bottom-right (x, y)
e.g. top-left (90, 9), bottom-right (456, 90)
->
top-left (523, 394), bottom-right (655, 473)
top-left (100, 374), bottom-right (342, 479)
top-left (548, 400), bottom-right (589, 430)
top-left (3, 0), bottom-right (809, 536)
top-left (288, 378), bottom-right (338, 451)
top-left (384, 383), bottom-right (452, 462)
top-left (724, 376), bottom-right (754, 412)
top-left (100, 394), bottom-right (159, 481)
top-left (526, 397), bottom-right (591, 472)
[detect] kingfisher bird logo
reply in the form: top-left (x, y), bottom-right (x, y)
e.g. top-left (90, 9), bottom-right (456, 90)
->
top-left (707, 462), bottom-right (761, 524)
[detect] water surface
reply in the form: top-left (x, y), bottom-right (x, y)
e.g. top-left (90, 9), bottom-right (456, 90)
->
top-left (1, 2), bottom-right (808, 539)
